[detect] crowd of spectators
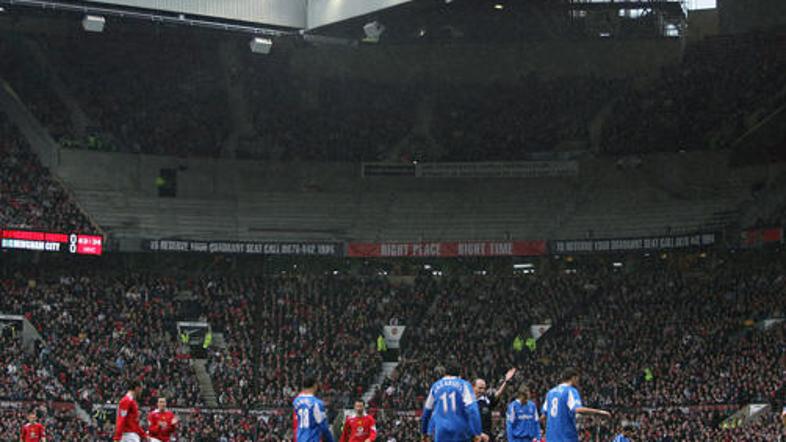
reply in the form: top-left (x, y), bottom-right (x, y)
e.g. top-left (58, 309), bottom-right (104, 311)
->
top-left (0, 271), bottom-right (204, 410)
top-left (0, 407), bottom-right (89, 442)
top-left (371, 252), bottom-right (785, 439)
top-left (40, 33), bottom-right (229, 157)
top-left (249, 275), bottom-right (417, 408)
top-left (373, 411), bottom-right (421, 442)
top-left (1, 250), bottom-right (784, 441)
top-left (372, 272), bottom-right (593, 410)
top-left (514, 258), bottom-right (786, 411)
top-left (3, 27), bottom-right (785, 162)
top-left (623, 407), bottom-right (785, 442)
top-left (0, 39), bottom-right (74, 141)
top-left (0, 330), bottom-right (71, 402)
top-left (0, 116), bottom-right (95, 233)
top-left (602, 33), bottom-right (786, 154)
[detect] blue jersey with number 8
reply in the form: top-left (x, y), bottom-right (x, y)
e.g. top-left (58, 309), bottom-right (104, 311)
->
top-left (420, 376), bottom-right (482, 441)
top-left (542, 383), bottom-right (583, 442)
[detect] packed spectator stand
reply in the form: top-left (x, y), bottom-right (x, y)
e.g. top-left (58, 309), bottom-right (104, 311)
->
top-left (0, 116), bottom-right (95, 233)
top-left (1, 30), bottom-right (784, 162)
top-left (2, 249), bottom-right (785, 440)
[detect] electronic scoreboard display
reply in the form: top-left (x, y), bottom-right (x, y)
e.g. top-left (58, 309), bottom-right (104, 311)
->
top-left (1, 229), bottom-right (103, 255)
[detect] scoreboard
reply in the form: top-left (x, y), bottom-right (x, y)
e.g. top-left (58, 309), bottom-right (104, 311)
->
top-left (1, 229), bottom-right (103, 255)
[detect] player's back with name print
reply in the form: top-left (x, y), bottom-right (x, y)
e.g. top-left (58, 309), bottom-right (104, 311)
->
top-left (426, 377), bottom-right (475, 434)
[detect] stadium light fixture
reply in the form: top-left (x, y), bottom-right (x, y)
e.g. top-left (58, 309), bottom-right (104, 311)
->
top-left (82, 15), bottom-right (105, 32)
top-left (494, 3), bottom-right (504, 10)
top-left (249, 37), bottom-right (273, 54)
top-left (513, 263), bottom-right (534, 269)
top-left (363, 21), bottom-right (385, 43)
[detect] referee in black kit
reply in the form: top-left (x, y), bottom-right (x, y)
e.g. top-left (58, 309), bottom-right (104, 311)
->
top-left (473, 367), bottom-right (517, 441)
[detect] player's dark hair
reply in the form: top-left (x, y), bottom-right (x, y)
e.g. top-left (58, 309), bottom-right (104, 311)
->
top-left (434, 365), bottom-right (446, 378)
top-left (355, 399), bottom-right (365, 405)
top-left (443, 358), bottom-right (461, 376)
top-left (303, 373), bottom-right (318, 389)
top-left (561, 367), bottom-right (580, 382)
top-left (127, 379), bottom-right (142, 391)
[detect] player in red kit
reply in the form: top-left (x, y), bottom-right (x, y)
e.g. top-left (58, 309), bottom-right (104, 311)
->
top-left (20, 409), bottom-right (46, 442)
top-left (148, 397), bottom-right (179, 442)
top-left (113, 380), bottom-right (147, 442)
top-left (339, 400), bottom-right (377, 442)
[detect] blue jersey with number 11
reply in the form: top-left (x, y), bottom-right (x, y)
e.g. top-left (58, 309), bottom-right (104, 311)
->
top-left (542, 383), bottom-right (583, 442)
top-left (420, 376), bottom-right (482, 441)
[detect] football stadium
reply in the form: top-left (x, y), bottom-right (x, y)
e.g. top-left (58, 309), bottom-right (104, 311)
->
top-left (0, 0), bottom-right (785, 440)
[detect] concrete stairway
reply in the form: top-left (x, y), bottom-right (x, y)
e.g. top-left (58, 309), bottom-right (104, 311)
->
top-left (212, 332), bottom-right (227, 349)
top-left (362, 361), bottom-right (399, 404)
top-left (192, 359), bottom-right (218, 407)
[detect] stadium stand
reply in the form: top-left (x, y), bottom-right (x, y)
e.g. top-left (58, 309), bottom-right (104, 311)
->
top-left (1, 31), bottom-right (783, 162)
top-left (0, 115), bottom-right (95, 233)
top-left (2, 251), bottom-right (784, 440)
top-left (1, 6), bottom-right (786, 441)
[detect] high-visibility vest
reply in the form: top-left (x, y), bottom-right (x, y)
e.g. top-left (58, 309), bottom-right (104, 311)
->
top-left (513, 336), bottom-right (524, 352)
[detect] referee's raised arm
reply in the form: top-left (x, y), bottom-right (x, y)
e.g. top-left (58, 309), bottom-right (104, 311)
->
top-left (472, 367), bottom-right (517, 441)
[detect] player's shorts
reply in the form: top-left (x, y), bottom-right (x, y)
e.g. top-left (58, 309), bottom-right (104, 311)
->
top-left (150, 438), bottom-right (163, 442)
top-left (120, 433), bottom-right (141, 442)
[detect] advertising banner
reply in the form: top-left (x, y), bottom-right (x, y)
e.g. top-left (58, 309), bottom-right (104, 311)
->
top-left (347, 240), bottom-right (546, 258)
top-left (146, 239), bottom-right (342, 256)
top-left (551, 233), bottom-right (717, 254)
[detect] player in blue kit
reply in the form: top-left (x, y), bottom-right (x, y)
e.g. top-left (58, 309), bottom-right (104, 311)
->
top-left (611, 425), bottom-right (633, 442)
top-left (421, 360), bottom-right (486, 442)
top-left (541, 368), bottom-right (610, 442)
top-left (293, 375), bottom-right (336, 442)
top-left (506, 384), bottom-right (541, 442)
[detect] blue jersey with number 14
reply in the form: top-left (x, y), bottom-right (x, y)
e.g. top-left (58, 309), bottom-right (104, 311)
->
top-left (293, 393), bottom-right (335, 442)
top-left (420, 376), bottom-right (482, 441)
top-left (542, 383), bottom-right (583, 442)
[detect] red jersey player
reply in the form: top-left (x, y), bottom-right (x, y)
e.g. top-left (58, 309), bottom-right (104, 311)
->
top-left (113, 380), bottom-right (147, 442)
top-left (148, 397), bottom-right (178, 442)
top-left (20, 409), bottom-right (46, 442)
top-left (339, 400), bottom-right (377, 442)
